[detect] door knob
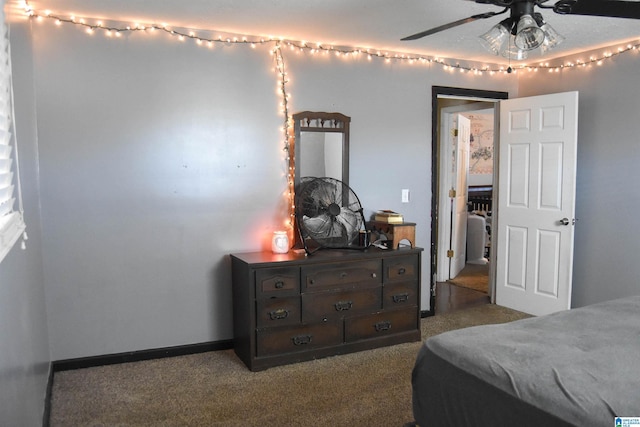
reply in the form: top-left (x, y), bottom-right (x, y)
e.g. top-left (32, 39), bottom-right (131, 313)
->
top-left (559, 218), bottom-right (570, 226)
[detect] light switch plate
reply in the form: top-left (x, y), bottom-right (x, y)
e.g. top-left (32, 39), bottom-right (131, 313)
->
top-left (402, 189), bottom-right (410, 203)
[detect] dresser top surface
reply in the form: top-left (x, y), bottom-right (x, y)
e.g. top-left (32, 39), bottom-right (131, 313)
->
top-left (231, 246), bottom-right (423, 267)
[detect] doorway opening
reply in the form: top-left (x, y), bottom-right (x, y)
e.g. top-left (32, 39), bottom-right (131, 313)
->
top-left (430, 87), bottom-right (508, 315)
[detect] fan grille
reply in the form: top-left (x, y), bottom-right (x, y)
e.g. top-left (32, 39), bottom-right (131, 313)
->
top-left (295, 177), bottom-right (365, 248)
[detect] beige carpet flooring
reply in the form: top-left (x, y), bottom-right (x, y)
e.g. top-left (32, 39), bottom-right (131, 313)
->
top-left (50, 304), bottom-right (529, 427)
top-left (448, 263), bottom-right (489, 293)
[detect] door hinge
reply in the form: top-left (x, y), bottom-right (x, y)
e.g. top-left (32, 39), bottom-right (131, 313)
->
top-left (452, 129), bottom-right (458, 137)
top-left (447, 250), bottom-right (454, 258)
top-left (449, 189), bottom-right (456, 198)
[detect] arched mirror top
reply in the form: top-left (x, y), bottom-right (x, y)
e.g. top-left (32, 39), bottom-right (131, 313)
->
top-left (293, 111), bottom-right (350, 189)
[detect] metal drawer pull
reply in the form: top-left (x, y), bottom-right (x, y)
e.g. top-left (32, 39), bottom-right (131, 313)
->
top-left (334, 300), bottom-right (353, 311)
top-left (292, 334), bottom-right (312, 346)
top-left (340, 272), bottom-right (348, 278)
top-left (274, 280), bottom-right (285, 289)
top-left (268, 308), bottom-right (289, 320)
top-left (392, 293), bottom-right (409, 303)
top-left (375, 321), bottom-right (392, 332)
top-left (398, 267), bottom-right (406, 275)
top-left (371, 273), bottom-right (377, 278)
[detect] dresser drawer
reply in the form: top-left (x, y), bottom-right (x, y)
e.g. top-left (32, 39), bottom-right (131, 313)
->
top-left (255, 267), bottom-right (300, 296)
top-left (256, 322), bottom-right (343, 357)
top-left (344, 308), bottom-right (418, 343)
top-left (302, 287), bottom-right (382, 323)
top-left (302, 259), bottom-right (382, 291)
top-left (383, 282), bottom-right (419, 309)
top-left (383, 255), bottom-right (419, 283)
top-left (256, 296), bottom-right (301, 328)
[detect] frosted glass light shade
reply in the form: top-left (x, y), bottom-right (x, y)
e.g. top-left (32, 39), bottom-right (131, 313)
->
top-left (514, 14), bottom-right (545, 50)
top-left (501, 35), bottom-right (529, 60)
top-left (479, 23), bottom-right (510, 55)
top-left (540, 23), bottom-right (565, 52)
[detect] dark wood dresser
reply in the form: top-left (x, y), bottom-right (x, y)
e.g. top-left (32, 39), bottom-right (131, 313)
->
top-left (231, 247), bottom-right (423, 371)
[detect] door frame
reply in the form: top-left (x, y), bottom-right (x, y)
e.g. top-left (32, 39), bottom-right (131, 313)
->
top-left (429, 86), bottom-right (508, 316)
top-left (437, 105), bottom-right (495, 283)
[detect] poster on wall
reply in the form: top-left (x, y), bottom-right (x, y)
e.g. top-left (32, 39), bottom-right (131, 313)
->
top-left (457, 112), bottom-right (494, 187)
top-left (467, 113), bottom-right (494, 176)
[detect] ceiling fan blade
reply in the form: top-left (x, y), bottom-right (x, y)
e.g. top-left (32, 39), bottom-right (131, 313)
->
top-left (553, 0), bottom-right (640, 19)
top-left (401, 9), bottom-right (508, 41)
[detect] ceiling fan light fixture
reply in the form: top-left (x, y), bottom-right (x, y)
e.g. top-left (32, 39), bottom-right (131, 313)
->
top-left (514, 14), bottom-right (545, 50)
top-left (478, 19), bottom-right (511, 55)
top-left (403, 0), bottom-right (640, 60)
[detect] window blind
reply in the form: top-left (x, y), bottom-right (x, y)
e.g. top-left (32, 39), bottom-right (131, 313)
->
top-left (0, 4), bottom-right (26, 263)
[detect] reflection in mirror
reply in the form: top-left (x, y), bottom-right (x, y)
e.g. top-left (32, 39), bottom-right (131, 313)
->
top-left (293, 111), bottom-right (350, 189)
top-left (298, 132), bottom-right (343, 180)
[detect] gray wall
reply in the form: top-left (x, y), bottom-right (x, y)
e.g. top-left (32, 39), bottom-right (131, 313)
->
top-left (518, 52), bottom-right (640, 307)
top-left (0, 17), bottom-right (49, 426)
top-left (33, 24), bottom-right (284, 361)
top-left (30, 21), bottom-right (515, 361)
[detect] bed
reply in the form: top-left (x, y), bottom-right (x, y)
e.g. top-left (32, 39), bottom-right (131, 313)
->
top-left (412, 296), bottom-right (640, 427)
top-left (467, 185), bottom-right (492, 213)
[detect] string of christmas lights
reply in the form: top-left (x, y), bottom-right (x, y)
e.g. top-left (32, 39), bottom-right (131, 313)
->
top-left (19, 1), bottom-right (640, 237)
top-left (22, 3), bottom-right (640, 75)
top-left (272, 42), bottom-right (296, 233)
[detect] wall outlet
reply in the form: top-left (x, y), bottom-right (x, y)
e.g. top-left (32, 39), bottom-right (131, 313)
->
top-left (402, 189), bottom-right (410, 203)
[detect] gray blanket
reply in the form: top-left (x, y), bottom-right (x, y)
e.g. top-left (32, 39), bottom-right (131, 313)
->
top-left (413, 296), bottom-right (640, 426)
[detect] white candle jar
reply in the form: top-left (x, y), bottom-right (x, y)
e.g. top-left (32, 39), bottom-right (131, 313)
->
top-left (271, 231), bottom-right (289, 254)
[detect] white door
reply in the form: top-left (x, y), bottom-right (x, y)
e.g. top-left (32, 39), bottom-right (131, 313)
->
top-left (495, 91), bottom-right (578, 316)
top-left (450, 115), bottom-right (470, 278)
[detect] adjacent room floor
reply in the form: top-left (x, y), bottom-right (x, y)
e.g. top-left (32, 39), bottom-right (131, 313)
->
top-left (436, 262), bottom-right (490, 314)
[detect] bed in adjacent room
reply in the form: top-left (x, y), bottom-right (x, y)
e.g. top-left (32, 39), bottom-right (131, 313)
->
top-left (412, 296), bottom-right (640, 427)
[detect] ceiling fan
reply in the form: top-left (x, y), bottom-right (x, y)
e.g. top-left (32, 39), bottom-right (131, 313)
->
top-left (402, 0), bottom-right (640, 59)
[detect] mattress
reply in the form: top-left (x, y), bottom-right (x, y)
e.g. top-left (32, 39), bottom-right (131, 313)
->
top-left (412, 296), bottom-right (640, 427)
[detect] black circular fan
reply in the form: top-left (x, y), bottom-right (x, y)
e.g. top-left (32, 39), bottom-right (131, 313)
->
top-left (295, 177), bottom-right (366, 249)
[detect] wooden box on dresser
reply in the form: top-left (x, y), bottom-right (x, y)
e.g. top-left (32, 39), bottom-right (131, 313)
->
top-left (231, 247), bottom-right (423, 371)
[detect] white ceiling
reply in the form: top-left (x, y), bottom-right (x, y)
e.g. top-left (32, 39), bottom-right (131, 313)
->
top-left (21, 0), bottom-right (640, 65)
